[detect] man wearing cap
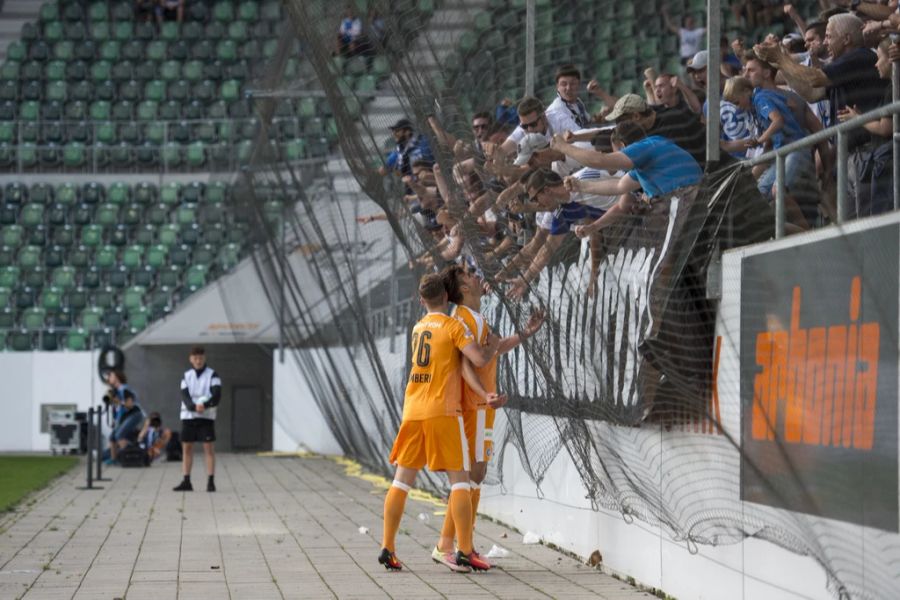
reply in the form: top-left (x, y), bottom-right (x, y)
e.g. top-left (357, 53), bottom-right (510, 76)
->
top-left (379, 117), bottom-right (434, 181)
top-left (600, 93), bottom-right (708, 167)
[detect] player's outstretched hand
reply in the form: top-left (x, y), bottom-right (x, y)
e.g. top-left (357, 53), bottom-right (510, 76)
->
top-left (486, 393), bottom-right (508, 409)
top-left (524, 308), bottom-right (546, 337)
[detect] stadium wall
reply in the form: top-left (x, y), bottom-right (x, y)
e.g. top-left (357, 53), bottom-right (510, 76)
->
top-left (0, 351), bottom-right (96, 452)
top-left (274, 210), bottom-right (900, 600)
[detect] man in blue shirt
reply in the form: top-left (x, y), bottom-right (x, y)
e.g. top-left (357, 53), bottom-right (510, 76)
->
top-left (379, 118), bottom-right (434, 181)
top-left (550, 121), bottom-right (702, 240)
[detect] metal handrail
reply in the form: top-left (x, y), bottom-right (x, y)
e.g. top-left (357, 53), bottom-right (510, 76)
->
top-left (745, 100), bottom-right (900, 238)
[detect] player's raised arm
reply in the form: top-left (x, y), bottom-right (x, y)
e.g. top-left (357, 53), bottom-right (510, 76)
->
top-left (460, 332), bottom-right (500, 368)
top-left (498, 308), bottom-right (546, 354)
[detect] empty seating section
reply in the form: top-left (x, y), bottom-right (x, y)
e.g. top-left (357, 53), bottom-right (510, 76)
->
top-left (0, 179), bottom-right (276, 350)
top-left (0, 0), bottom-right (339, 171)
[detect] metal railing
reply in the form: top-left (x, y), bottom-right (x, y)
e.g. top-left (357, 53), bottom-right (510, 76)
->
top-left (746, 100), bottom-right (900, 238)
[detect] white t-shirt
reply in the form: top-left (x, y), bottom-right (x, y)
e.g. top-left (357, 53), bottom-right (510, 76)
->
top-left (679, 27), bottom-right (705, 59)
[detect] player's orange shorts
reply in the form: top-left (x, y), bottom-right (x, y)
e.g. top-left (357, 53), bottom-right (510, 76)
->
top-left (463, 408), bottom-right (496, 464)
top-left (389, 415), bottom-right (470, 472)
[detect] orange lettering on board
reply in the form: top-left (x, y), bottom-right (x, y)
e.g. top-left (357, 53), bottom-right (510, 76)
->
top-left (751, 277), bottom-right (879, 451)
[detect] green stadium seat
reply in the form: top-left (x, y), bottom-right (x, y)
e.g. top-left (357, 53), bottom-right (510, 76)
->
top-left (0, 265), bottom-right (19, 288)
top-left (143, 121), bottom-right (164, 145)
top-left (123, 203), bottom-right (142, 226)
top-left (90, 20), bottom-right (110, 41)
top-left (82, 265), bottom-right (100, 288)
top-left (128, 305), bottom-right (149, 332)
top-left (185, 264), bottom-right (208, 290)
top-left (146, 243), bottom-right (167, 268)
top-left (135, 21), bottom-right (155, 41)
top-left (51, 266), bottom-right (77, 289)
top-left (66, 287), bottom-right (88, 311)
top-left (100, 40), bottom-right (120, 61)
top-left (134, 183), bottom-right (157, 205)
top-left (6, 41), bottom-right (26, 63)
top-left (52, 224), bottom-right (75, 246)
top-left (66, 328), bottom-right (88, 350)
top-left (169, 244), bottom-right (189, 266)
top-left (80, 224), bottom-right (103, 247)
top-left (109, 223), bottom-right (127, 246)
top-left (181, 182), bottom-right (203, 204)
top-left (137, 100), bottom-right (159, 121)
top-left (44, 20), bottom-right (63, 42)
top-left (94, 245), bottom-right (117, 270)
top-left (9, 329), bottom-right (33, 351)
top-left (1, 224), bottom-right (24, 247)
top-left (22, 306), bottom-right (46, 330)
top-left (216, 40), bottom-right (237, 62)
top-left (146, 40), bottom-right (167, 62)
top-left (92, 286), bottom-right (115, 309)
top-left (0, 245), bottom-right (14, 266)
top-left (160, 22), bottom-right (179, 41)
top-left (44, 244), bottom-right (64, 267)
top-left (95, 203), bottom-right (119, 227)
top-left (213, 2), bottom-right (235, 22)
top-left (19, 100), bottom-right (39, 121)
top-left (53, 41), bottom-right (74, 61)
top-left (114, 21), bottom-right (134, 42)
top-left (21, 204), bottom-right (43, 227)
top-left (144, 80), bottom-right (166, 103)
top-left (238, 1), bottom-right (259, 21)
top-left (80, 306), bottom-right (104, 329)
top-left (89, 2), bottom-right (109, 21)
top-left (122, 244), bottom-right (143, 270)
top-left (0, 61), bottom-right (20, 80)
top-left (46, 59), bottom-right (66, 81)
top-left (158, 224), bottom-right (179, 246)
top-left (161, 142), bottom-right (181, 167)
top-left (186, 142), bottom-right (206, 168)
top-left (0, 285), bottom-right (10, 307)
top-left (26, 186), bottom-right (52, 209)
top-left (146, 203), bottom-right (168, 226)
top-left (160, 60), bottom-right (180, 82)
top-left (176, 204), bottom-right (197, 226)
top-left (123, 285), bottom-right (146, 310)
top-left (106, 182), bottom-right (130, 205)
top-left (193, 243), bottom-right (215, 266)
top-left (63, 142), bottom-right (86, 168)
top-left (40, 286), bottom-right (62, 311)
top-left (160, 182), bottom-right (181, 205)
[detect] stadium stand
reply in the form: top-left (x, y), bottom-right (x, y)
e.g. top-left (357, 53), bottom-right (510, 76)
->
top-left (0, 0), bottom-right (344, 171)
top-left (0, 179), bottom-right (258, 349)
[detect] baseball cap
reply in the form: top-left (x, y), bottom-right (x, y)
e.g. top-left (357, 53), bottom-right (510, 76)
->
top-left (604, 94), bottom-right (649, 122)
top-left (388, 117), bottom-right (413, 131)
top-left (513, 132), bottom-right (550, 166)
top-left (686, 50), bottom-right (708, 71)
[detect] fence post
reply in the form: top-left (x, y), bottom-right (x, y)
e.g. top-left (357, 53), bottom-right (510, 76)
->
top-left (836, 130), bottom-right (848, 223)
top-left (892, 41), bottom-right (899, 210)
top-left (775, 153), bottom-right (785, 238)
top-left (524, 0), bottom-right (535, 97)
top-left (95, 405), bottom-right (109, 481)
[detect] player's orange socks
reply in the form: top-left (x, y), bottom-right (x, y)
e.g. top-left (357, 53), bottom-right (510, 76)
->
top-left (438, 503), bottom-right (456, 552)
top-left (470, 483), bottom-right (481, 528)
top-left (382, 480), bottom-right (410, 552)
top-left (449, 482), bottom-right (474, 554)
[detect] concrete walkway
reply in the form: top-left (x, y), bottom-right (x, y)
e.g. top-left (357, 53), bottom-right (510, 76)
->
top-left (0, 454), bottom-right (654, 600)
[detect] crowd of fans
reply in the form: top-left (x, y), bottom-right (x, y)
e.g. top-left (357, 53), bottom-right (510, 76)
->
top-left (366, 3), bottom-right (900, 294)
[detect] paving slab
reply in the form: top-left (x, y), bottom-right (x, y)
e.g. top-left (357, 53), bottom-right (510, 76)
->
top-left (0, 454), bottom-right (656, 599)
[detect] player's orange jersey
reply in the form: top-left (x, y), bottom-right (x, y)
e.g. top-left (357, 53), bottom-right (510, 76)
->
top-left (453, 305), bottom-right (498, 411)
top-left (402, 311), bottom-right (474, 421)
